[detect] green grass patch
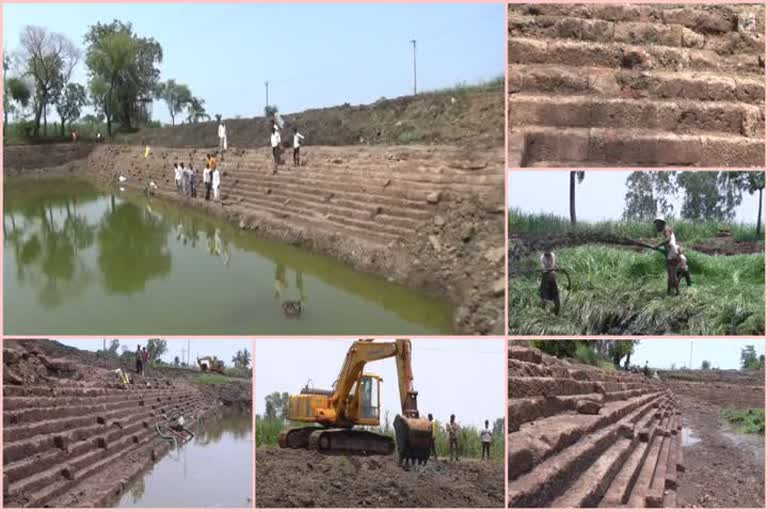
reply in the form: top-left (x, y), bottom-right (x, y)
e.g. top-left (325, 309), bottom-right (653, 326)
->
top-left (509, 209), bottom-right (763, 244)
top-left (196, 373), bottom-right (231, 385)
top-left (510, 245), bottom-right (764, 335)
top-left (722, 408), bottom-right (765, 434)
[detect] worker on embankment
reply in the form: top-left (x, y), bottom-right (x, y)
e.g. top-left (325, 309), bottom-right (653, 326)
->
top-left (203, 163), bottom-right (212, 201)
top-left (428, 413), bottom-right (438, 459)
top-left (174, 162), bottom-right (182, 193)
top-left (135, 344), bottom-right (144, 375)
top-left (212, 165), bottom-right (221, 201)
top-left (480, 419), bottom-right (492, 460)
top-left (142, 346), bottom-right (149, 376)
top-left (293, 127), bottom-right (304, 166)
top-left (654, 218), bottom-right (686, 296)
top-left (271, 125), bottom-right (281, 173)
top-left (447, 414), bottom-right (461, 461)
top-left (218, 121), bottom-right (227, 151)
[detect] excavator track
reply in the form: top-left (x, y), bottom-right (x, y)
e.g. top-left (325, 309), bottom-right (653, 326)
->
top-left (278, 426), bottom-right (324, 449)
top-left (306, 428), bottom-right (395, 455)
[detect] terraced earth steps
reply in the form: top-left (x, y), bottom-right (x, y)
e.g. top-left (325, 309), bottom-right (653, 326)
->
top-left (509, 344), bottom-right (683, 508)
top-left (3, 382), bottom-right (212, 508)
top-left (508, 3), bottom-right (765, 167)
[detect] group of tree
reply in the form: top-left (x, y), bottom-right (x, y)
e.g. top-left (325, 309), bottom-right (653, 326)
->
top-left (232, 348), bottom-right (252, 369)
top-left (4, 22), bottom-right (209, 138)
top-left (567, 171), bottom-right (765, 235)
top-left (740, 345), bottom-right (765, 370)
top-left (531, 340), bottom-right (639, 370)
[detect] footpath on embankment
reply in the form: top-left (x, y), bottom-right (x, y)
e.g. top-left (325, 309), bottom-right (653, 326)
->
top-left (2, 339), bottom-right (252, 508)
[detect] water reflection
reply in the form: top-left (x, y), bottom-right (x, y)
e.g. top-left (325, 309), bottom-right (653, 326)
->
top-left (5, 179), bottom-right (453, 334)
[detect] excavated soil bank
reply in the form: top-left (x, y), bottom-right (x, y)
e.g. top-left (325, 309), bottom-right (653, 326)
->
top-left (2, 339), bottom-right (252, 508)
top-left (5, 142), bottom-right (505, 334)
top-left (255, 448), bottom-right (504, 508)
top-left (509, 343), bottom-right (765, 508)
top-left (509, 3), bottom-right (766, 167)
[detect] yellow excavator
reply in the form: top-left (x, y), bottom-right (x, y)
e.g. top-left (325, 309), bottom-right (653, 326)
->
top-left (197, 356), bottom-right (225, 375)
top-left (278, 338), bottom-right (432, 464)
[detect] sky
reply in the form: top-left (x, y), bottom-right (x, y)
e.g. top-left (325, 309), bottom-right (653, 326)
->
top-left (4, 3), bottom-right (503, 123)
top-left (508, 171), bottom-right (762, 224)
top-left (632, 339), bottom-right (765, 370)
top-left (254, 338), bottom-right (505, 428)
top-left (59, 338), bottom-right (252, 367)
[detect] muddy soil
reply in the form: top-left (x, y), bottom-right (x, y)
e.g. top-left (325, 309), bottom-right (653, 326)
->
top-left (676, 394), bottom-right (765, 507)
top-left (255, 448), bottom-right (504, 508)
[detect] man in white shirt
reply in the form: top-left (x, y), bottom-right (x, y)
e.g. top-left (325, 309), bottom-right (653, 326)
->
top-left (218, 121), bottom-right (227, 151)
top-left (203, 164), bottom-right (212, 201)
top-left (480, 420), bottom-right (492, 460)
top-left (212, 167), bottom-right (221, 201)
top-left (173, 163), bottom-right (182, 193)
top-left (292, 127), bottom-right (305, 167)
top-left (270, 125), bottom-right (281, 173)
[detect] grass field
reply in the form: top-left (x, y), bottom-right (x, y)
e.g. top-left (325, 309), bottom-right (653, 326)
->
top-left (510, 245), bottom-right (764, 335)
top-left (722, 408), bottom-right (765, 434)
top-left (255, 417), bottom-right (503, 460)
top-left (196, 373), bottom-right (231, 385)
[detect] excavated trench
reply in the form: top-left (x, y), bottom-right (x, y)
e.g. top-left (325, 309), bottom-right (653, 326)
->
top-left (509, 342), bottom-right (765, 508)
top-left (2, 340), bottom-right (253, 508)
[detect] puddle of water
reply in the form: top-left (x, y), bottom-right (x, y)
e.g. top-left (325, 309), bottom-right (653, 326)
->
top-left (117, 408), bottom-right (252, 508)
top-left (681, 427), bottom-right (701, 447)
top-left (4, 178), bottom-right (453, 334)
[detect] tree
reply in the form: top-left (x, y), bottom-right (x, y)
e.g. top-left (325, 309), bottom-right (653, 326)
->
top-left (55, 83), bottom-right (87, 135)
top-left (733, 171), bottom-right (765, 236)
top-left (84, 21), bottom-right (162, 134)
top-left (145, 338), bottom-right (167, 363)
top-left (4, 77), bottom-right (32, 129)
top-left (677, 172), bottom-right (743, 221)
top-left (264, 391), bottom-right (290, 420)
top-left (186, 96), bottom-right (209, 123)
top-left (741, 345), bottom-right (760, 370)
top-left (569, 171), bottom-right (585, 225)
top-left (17, 26), bottom-right (80, 136)
top-left (623, 172), bottom-right (678, 220)
top-left (232, 348), bottom-right (252, 369)
top-left (264, 105), bottom-right (278, 118)
top-left (701, 360), bottom-right (711, 370)
top-left (155, 79), bottom-right (191, 125)
top-left (608, 340), bottom-right (637, 370)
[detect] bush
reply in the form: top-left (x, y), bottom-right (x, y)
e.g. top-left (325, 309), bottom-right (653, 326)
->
top-left (722, 408), bottom-right (765, 434)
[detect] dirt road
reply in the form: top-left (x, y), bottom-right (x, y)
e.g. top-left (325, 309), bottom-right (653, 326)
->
top-left (676, 395), bottom-right (765, 507)
top-left (255, 448), bottom-right (504, 508)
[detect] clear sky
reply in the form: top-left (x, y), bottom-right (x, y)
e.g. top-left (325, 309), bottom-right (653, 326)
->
top-left (508, 171), bottom-right (762, 224)
top-left (58, 338), bottom-right (252, 368)
top-left (4, 3), bottom-right (503, 123)
top-left (631, 339), bottom-right (765, 370)
top-left (254, 338), bottom-right (505, 429)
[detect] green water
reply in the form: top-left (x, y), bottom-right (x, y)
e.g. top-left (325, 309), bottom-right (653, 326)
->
top-left (4, 178), bottom-right (453, 334)
top-left (117, 408), bottom-right (252, 507)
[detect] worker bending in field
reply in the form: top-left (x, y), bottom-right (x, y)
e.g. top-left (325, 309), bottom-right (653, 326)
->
top-left (539, 251), bottom-right (569, 316)
top-left (480, 419), bottom-right (492, 460)
top-left (654, 218), bottom-right (690, 295)
top-left (428, 413), bottom-right (438, 459)
top-left (447, 414), bottom-right (460, 461)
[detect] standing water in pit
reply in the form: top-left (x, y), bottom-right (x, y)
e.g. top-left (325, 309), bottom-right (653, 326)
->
top-left (3, 179), bottom-right (453, 334)
top-left (118, 408), bottom-right (252, 508)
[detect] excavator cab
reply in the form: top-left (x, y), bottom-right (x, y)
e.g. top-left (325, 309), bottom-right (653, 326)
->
top-left (355, 374), bottom-right (381, 424)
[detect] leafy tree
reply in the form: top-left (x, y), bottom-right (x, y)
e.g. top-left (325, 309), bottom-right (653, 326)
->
top-left (530, 340), bottom-right (578, 358)
top-left (17, 26), bottom-right (80, 136)
top-left (155, 79), bottom-right (191, 125)
top-left (701, 360), bottom-right (711, 370)
top-left (623, 171), bottom-right (677, 220)
top-left (264, 391), bottom-right (290, 420)
top-left (4, 77), bottom-right (32, 129)
top-left (569, 171), bottom-right (585, 225)
top-left (608, 340), bottom-right (637, 369)
top-left (186, 96), bottom-right (209, 123)
top-left (55, 83), bottom-right (87, 135)
top-left (677, 172), bottom-right (743, 221)
top-left (84, 21), bottom-right (162, 134)
top-left (145, 338), bottom-right (167, 363)
top-left (732, 171), bottom-right (765, 236)
top-left (232, 348), bottom-right (252, 369)
top-left (264, 104), bottom-right (278, 118)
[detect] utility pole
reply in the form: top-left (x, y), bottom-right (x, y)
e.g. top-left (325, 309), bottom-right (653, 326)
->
top-left (265, 81), bottom-right (270, 110)
top-left (409, 39), bottom-right (417, 95)
top-left (689, 340), bottom-right (693, 369)
top-left (188, 339), bottom-right (191, 367)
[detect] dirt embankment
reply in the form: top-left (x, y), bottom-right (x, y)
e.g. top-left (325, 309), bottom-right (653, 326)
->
top-left (255, 448), bottom-right (504, 508)
top-left (116, 88), bottom-right (503, 150)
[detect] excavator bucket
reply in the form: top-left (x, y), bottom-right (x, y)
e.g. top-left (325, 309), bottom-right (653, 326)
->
top-left (393, 415), bottom-right (432, 464)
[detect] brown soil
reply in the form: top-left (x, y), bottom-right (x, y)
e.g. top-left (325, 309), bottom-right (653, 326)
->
top-left (115, 88), bottom-right (503, 150)
top-left (255, 448), bottom-right (504, 508)
top-left (674, 394), bottom-right (765, 507)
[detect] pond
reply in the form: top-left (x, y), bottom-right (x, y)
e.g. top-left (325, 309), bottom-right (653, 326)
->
top-left (4, 178), bottom-right (453, 334)
top-left (117, 408), bottom-right (252, 508)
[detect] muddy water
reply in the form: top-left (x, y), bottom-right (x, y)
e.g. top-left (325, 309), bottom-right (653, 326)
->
top-left (4, 178), bottom-right (453, 334)
top-left (117, 409), bottom-right (252, 508)
top-left (681, 427), bottom-right (701, 447)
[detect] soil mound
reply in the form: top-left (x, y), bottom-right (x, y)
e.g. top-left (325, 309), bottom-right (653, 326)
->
top-left (255, 448), bottom-right (503, 508)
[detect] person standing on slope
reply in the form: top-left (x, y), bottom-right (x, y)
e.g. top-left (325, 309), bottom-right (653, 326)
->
top-left (218, 121), bottom-right (227, 151)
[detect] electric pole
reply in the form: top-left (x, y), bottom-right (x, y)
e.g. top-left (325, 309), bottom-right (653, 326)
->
top-left (410, 39), bottom-right (417, 95)
top-left (689, 340), bottom-right (693, 369)
top-left (265, 81), bottom-right (270, 110)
